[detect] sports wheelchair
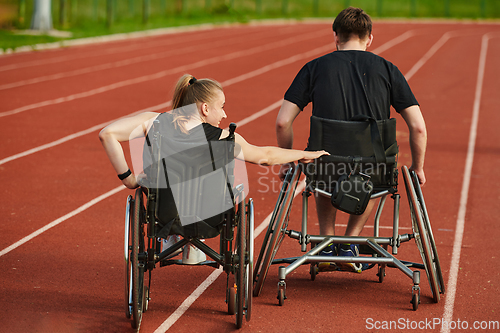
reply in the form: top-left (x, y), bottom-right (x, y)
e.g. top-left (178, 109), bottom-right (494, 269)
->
top-left (124, 122), bottom-right (253, 330)
top-left (253, 116), bottom-right (444, 310)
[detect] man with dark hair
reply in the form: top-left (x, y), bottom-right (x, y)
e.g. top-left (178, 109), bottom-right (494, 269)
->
top-left (276, 7), bottom-right (427, 273)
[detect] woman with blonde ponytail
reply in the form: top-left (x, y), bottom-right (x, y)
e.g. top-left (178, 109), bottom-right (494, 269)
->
top-left (100, 73), bottom-right (327, 262)
top-left (99, 73), bottom-right (328, 190)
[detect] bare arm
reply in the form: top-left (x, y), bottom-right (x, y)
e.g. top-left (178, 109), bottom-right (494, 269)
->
top-left (229, 133), bottom-right (327, 166)
top-left (99, 112), bottom-right (159, 188)
top-left (400, 105), bottom-right (427, 185)
top-left (276, 100), bottom-right (302, 149)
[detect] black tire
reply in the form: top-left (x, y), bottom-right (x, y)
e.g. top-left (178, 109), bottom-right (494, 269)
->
top-left (411, 293), bottom-right (419, 311)
top-left (403, 166), bottom-right (440, 303)
top-left (131, 189), bottom-right (145, 330)
top-left (252, 173), bottom-right (289, 292)
top-left (143, 286), bottom-right (149, 313)
top-left (278, 288), bottom-right (285, 306)
top-left (245, 199), bottom-right (254, 322)
top-left (253, 166), bottom-right (300, 297)
top-left (124, 195), bottom-right (133, 319)
top-left (228, 286), bottom-right (236, 315)
top-left (377, 265), bottom-right (385, 283)
top-left (410, 171), bottom-right (445, 295)
top-left (235, 201), bottom-right (246, 329)
top-left (310, 264), bottom-right (317, 281)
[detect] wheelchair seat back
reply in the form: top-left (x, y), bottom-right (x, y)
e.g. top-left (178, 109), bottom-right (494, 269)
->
top-left (144, 118), bottom-right (236, 239)
top-left (305, 115), bottom-right (398, 192)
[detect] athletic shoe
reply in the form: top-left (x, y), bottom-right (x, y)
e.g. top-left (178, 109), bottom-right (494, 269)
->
top-left (182, 244), bottom-right (206, 264)
top-left (317, 243), bottom-right (338, 272)
top-left (336, 244), bottom-right (363, 273)
top-left (161, 235), bottom-right (182, 256)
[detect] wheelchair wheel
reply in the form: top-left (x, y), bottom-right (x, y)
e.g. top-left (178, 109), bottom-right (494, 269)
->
top-left (131, 188), bottom-right (146, 330)
top-left (234, 199), bottom-right (254, 327)
top-left (245, 199), bottom-right (254, 322)
top-left (227, 285), bottom-right (236, 315)
top-left (235, 201), bottom-right (246, 329)
top-left (410, 171), bottom-right (445, 295)
top-left (403, 166), bottom-right (440, 303)
top-left (124, 195), bottom-right (133, 319)
top-left (253, 166), bottom-right (300, 297)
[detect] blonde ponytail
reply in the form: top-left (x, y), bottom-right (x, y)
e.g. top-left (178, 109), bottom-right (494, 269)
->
top-left (171, 74), bottom-right (223, 134)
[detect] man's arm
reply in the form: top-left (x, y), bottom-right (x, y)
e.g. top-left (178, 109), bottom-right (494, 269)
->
top-left (276, 100), bottom-right (302, 149)
top-left (275, 100), bottom-right (302, 179)
top-left (400, 105), bottom-right (427, 185)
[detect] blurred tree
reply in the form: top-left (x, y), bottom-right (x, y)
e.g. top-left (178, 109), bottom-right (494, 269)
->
top-left (19, 0), bottom-right (26, 24)
top-left (31, 0), bottom-right (53, 30)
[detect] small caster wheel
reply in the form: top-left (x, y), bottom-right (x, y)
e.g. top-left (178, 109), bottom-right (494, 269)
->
top-left (228, 286), bottom-right (236, 315)
top-left (411, 293), bottom-right (420, 311)
top-left (310, 264), bottom-right (317, 281)
top-left (278, 288), bottom-right (285, 306)
top-left (377, 265), bottom-right (386, 283)
top-left (143, 286), bottom-right (149, 312)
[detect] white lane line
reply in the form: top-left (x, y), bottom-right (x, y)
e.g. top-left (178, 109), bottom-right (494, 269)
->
top-left (154, 179), bottom-right (307, 333)
top-left (0, 45), bottom-right (331, 165)
top-left (0, 24), bottom-right (218, 59)
top-left (440, 33), bottom-right (491, 333)
top-left (235, 100), bottom-right (283, 128)
top-left (0, 99), bottom-right (282, 254)
top-left (404, 30), bottom-right (483, 81)
top-left (0, 102), bottom-right (171, 166)
top-left (0, 29), bottom-right (327, 91)
top-left (153, 29), bottom-right (438, 332)
top-left (0, 29), bottom-right (329, 118)
top-left (0, 185), bottom-right (125, 258)
top-left (0, 26), bottom-right (223, 72)
top-left (371, 30), bottom-right (416, 55)
top-left (404, 32), bottom-right (453, 81)
top-left (0, 28), bottom-right (419, 330)
top-left (0, 29), bottom-right (415, 165)
top-left (0, 25), bottom-right (305, 72)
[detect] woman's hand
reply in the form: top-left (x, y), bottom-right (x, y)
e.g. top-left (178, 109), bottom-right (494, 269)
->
top-left (122, 174), bottom-right (139, 189)
top-left (299, 150), bottom-right (329, 164)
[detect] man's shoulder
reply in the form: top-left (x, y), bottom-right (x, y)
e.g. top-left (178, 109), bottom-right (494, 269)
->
top-left (310, 50), bottom-right (390, 64)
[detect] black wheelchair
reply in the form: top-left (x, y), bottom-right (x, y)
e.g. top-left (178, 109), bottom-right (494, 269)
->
top-left (124, 122), bottom-right (253, 330)
top-left (253, 116), bottom-right (444, 310)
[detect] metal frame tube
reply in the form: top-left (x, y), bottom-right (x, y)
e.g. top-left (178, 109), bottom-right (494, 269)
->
top-left (392, 194), bottom-right (400, 255)
top-left (373, 195), bottom-right (387, 238)
top-left (301, 190), bottom-right (309, 252)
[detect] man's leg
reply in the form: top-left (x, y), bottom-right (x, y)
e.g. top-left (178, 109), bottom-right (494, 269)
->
top-left (336, 199), bottom-right (377, 273)
top-left (344, 199), bottom-right (377, 236)
top-left (315, 193), bottom-right (338, 271)
top-left (314, 193), bottom-right (337, 235)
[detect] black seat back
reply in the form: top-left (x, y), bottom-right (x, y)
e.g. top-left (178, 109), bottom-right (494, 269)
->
top-left (145, 122), bottom-right (236, 239)
top-left (305, 115), bottom-right (398, 192)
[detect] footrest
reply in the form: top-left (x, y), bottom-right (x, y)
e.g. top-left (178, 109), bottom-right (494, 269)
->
top-left (159, 259), bottom-right (219, 268)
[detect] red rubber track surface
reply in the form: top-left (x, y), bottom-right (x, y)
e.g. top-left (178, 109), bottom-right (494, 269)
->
top-left (1, 21), bottom-right (499, 333)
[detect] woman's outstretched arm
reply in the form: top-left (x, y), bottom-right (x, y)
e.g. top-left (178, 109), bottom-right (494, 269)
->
top-left (232, 133), bottom-right (328, 165)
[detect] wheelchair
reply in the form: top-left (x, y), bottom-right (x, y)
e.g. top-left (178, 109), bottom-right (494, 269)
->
top-left (253, 116), bottom-right (445, 311)
top-left (123, 122), bottom-right (253, 330)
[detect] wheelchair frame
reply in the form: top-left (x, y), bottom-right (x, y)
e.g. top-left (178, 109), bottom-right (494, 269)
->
top-left (253, 164), bottom-right (444, 310)
top-left (123, 122), bottom-right (253, 330)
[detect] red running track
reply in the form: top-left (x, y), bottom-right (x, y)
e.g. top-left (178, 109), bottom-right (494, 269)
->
top-left (0, 21), bottom-right (499, 333)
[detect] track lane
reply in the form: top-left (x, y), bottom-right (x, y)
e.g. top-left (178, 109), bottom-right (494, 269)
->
top-left (1, 22), bottom-right (499, 333)
top-left (0, 27), bottom-right (428, 249)
top-left (0, 27), bottom-right (419, 161)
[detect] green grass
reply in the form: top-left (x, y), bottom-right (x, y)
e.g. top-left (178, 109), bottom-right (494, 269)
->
top-left (0, 30), bottom-right (62, 51)
top-left (1, 0), bottom-right (499, 52)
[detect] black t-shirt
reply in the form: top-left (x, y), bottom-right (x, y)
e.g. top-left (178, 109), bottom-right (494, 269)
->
top-left (284, 50), bottom-right (418, 120)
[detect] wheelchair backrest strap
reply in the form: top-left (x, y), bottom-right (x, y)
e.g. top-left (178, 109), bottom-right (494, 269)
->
top-left (350, 115), bottom-right (386, 164)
